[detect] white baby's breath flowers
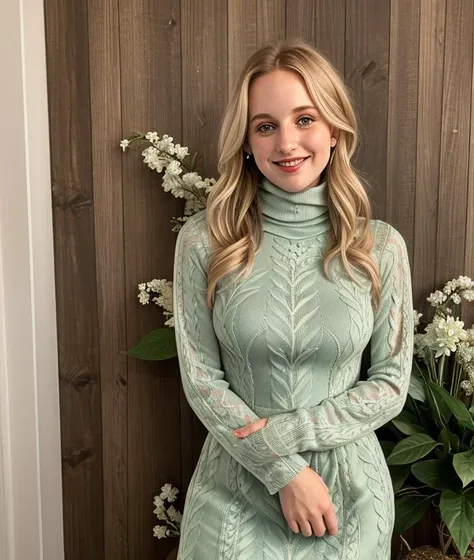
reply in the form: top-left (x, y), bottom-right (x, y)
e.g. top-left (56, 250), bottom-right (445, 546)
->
top-left (120, 139), bottom-right (130, 151)
top-left (152, 483), bottom-right (182, 540)
top-left (137, 279), bottom-right (174, 327)
top-left (160, 483), bottom-right (179, 503)
top-left (427, 290), bottom-right (447, 306)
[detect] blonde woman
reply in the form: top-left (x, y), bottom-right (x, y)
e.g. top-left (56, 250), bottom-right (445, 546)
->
top-left (173, 38), bottom-right (414, 559)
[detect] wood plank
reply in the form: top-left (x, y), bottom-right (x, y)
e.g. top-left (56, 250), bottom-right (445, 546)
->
top-left (43, 0), bottom-right (105, 557)
top-left (180, 0), bottom-right (227, 491)
top-left (413, 0), bottom-right (446, 318)
top-left (345, 0), bottom-right (390, 219)
top-left (87, 0), bottom-right (127, 557)
top-left (386, 0), bottom-right (420, 266)
top-left (436, 0), bottom-right (474, 288)
top-left (285, 0), bottom-right (345, 76)
top-left (228, 0), bottom-right (257, 92)
top-left (119, 1), bottom-right (184, 558)
top-left (257, 0), bottom-right (285, 46)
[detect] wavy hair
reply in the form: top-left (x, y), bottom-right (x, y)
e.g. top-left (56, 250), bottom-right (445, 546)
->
top-left (205, 38), bottom-right (381, 311)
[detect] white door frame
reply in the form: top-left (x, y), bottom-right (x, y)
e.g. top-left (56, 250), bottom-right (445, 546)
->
top-left (0, 0), bottom-right (64, 558)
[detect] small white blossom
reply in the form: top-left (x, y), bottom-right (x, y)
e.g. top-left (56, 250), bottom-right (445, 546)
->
top-left (451, 293), bottom-right (462, 305)
top-left (413, 310), bottom-right (423, 330)
top-left (120, 139), bottom-right (130, 151)
top-left (167, 505), bottom-right (183, 524)
top-left (427, 290), bottom-right (447, 306)
top-left (174, 144), bottom-right (189, 160)
top-left (153, 525), bottom-right (168, 539)
top-left (145, 131), bottom-right (160, 144)
top-left (153, 496), bottom-right (164, 508)
top-left (463, 289), bottom-right (474, 302)
top-left (153, 504), bottom-right (168, 521)
top-left (160, 483), bottom-right (179, 503)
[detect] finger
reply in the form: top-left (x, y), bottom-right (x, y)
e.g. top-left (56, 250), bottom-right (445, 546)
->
top-left (310, 516), bottom-right (326, 538)
top-left (287, 519), bottom-right (299, 534)
top-left (299, 520), bottom-right (313, 538)
top-left (323, 509), bottom-right (338, 536)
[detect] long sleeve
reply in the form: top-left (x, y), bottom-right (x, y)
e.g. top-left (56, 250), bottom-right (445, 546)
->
top-left (246, 223), bottom-right (414, 455)
top-left (173, 213), bottom-right (309, 495)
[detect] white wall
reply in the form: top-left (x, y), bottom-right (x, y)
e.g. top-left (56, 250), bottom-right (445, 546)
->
top-left (0, 0), bottom-right (64, 558)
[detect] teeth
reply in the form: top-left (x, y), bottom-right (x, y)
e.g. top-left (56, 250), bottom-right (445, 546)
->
top-left (277, 158), bottom-right (305, 167)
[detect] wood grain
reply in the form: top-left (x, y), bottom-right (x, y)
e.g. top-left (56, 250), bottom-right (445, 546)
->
top-left (44, 0), bottom-right (105, 557)
top-left (119, 1), bottom-right (184, 558)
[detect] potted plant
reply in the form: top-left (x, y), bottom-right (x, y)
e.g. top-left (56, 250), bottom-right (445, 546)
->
top-left (378, 278), bottom-right (474, 558)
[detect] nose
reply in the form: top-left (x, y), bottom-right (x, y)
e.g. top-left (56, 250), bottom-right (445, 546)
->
top-left (276, 126), bottom-right (297, 155)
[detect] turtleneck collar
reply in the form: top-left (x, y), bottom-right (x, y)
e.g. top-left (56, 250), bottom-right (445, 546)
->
top-left (257, 176), bottom-right (331, 240)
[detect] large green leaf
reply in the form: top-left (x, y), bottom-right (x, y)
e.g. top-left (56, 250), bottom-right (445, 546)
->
top-left (389, 464), bottom-right (412, 493)
top-left (411, 458), bottom-right (461, 492)
top-left (394, 495), bottom-right (431, 535)
top-left (387, 434), bottom-right (441, 465)
top-left (429, 381), bottom-right (474, 431)
top-left (425, 380), bottom-right (452, 427)
top-left (439, 425), bottom-right (460, 455)
top-left (126, 328), bottom-right (177, 361)
top-left (409, 362), bottom-right (426, 402)
top-left (453, 448), bottom-right (474, 488)
top-left (392, 409), bottom-right (426, 436)
top-left (439, 489), bottom-right (474, 556)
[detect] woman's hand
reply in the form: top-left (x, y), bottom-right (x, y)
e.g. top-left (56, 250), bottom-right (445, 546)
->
top-left (233, 417), bottom-right (268, 437)
top-left (279, 467), bottom-right (338, 538)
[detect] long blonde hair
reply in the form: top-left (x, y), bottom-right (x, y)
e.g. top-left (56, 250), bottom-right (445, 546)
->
top-left (205, 39), bottom-right (381, 310)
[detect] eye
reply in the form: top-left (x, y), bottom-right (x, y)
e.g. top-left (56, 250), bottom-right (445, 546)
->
top-left (256, 123), bottom-right (274, 133)
top-left (298, 116), bottom-right (315, 126)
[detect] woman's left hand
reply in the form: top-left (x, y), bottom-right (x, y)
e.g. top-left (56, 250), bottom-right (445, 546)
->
top-left (233, 418), bottom-right (268, 438)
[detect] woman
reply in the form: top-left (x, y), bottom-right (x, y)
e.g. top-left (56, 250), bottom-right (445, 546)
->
top-left (173, 38), bottom-right (414, 559)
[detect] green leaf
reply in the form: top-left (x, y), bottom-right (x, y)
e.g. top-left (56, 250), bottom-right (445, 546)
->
top-left (392, 409), bottom-right (426, 436)
top-left (380, 440), bottom-right (396, 459)
top-left (412, 458), bottom-right (461, 492)
top-left (439, 426), bottom-right (460, 455)
top-left (440, 489), bottom-right (474, 556)
top-left (425, 380), bottom-right (452, 427)
top-left (409, 362), bottom-right (426, 402)
top-left (387, 434), bottom-right (441, 465)
top-left (126, 328), bottom-right (177, 361)
top-left (394, 495), bottom-right (431, 535)
top-left (389, 464), bottom-right (412, 493)
top-left (429, 381), bottom-right (474, 431)
top-left (453, 448), bottom-right (474, 488)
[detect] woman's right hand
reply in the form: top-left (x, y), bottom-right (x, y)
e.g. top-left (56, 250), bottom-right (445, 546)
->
top-left (278, 466), bottom-right (338, 538)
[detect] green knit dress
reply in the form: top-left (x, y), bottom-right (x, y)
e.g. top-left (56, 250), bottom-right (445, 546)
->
top-left (173, 177), bottom-right (414, 560)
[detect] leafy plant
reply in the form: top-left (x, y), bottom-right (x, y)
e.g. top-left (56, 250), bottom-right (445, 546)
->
top-left (379, 277), bottom-right (474, 556)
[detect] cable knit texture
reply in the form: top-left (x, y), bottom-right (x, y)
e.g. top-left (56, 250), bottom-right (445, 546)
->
top-left (173, 177), bottom-right (414, 559)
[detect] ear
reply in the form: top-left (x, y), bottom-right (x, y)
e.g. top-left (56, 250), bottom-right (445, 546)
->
top-left (330, 136), bottom-right (337, 148)
top-left (243, 141), bottom-right (252, 155)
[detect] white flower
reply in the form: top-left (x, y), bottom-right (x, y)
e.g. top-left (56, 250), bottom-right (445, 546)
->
top-left (456, 275), bottom-right (473, 290)
top-left (120, 139), bottom-right (130, 151)
top-left (153, 504), bottom-right (168, 521)
top-left (167, 505), bottom-right (183, 524)
top-left (153, 495), bottom-right (164, 508)
top-left (160, 483), bottom-right (179, 503)
top-left (145, 131), bottom-right (160, 144)
top-left (451, 293), bottom-right (462, 305)
top-left (460, 380), bottom-right (474, 396)
top-left (153, 525), bottom-right (168, 539)
top-left (463, 289), bottom-right (474, 302)
top-left (157, 134), bottom-right (175, 155)
top-left (138, 290), bottom-right (150, 305)
top-left (142, 146), bottom-right (171, 173)
top-left (165, 160), bottom-right (182, 176)
top-left (174, 144), bottom-right (189, 160)
top-left (427, 290), bottom-right (447, 306)
top-left (424, 316), bottom-right (468, 358)
top-left (443, 279), bottom-right (457, 295)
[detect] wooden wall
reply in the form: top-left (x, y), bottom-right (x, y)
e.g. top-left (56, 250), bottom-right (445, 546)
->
top-left (44, 0), bottom-right (474, 558)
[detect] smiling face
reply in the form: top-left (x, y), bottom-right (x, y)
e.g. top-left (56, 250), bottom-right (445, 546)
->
top-left (245, 69), bottom-right (336, 193)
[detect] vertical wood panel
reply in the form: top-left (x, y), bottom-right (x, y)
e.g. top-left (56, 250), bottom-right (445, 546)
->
top-left (228, 0), bottom-right (257, 92)
top-left (413, 0), bottom-right (446, 316)
top-left (345, 0), bottom-right (390, 219)
top-left (466, 24), bottom-right (474, 330)
top-left (119, 1), bottom-right (184, 558)
top-left (44, 0), bottom-right (105, 558)
top-left (180, 0), bottom-right (228, 489)
top-left (386, 0), bottom-right (420, 264)
top-left (257, 0), bottom-right (285, 46)
top-left (436, 0), bottom-right (473, 286)
top-left (285, 0), bottom-right (345, 76)
top-left (87, 0), bottom-right (127, 557)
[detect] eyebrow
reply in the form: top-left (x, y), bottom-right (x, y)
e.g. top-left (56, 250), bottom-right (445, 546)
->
top-left (250, 105), bottom-right (318, 123)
